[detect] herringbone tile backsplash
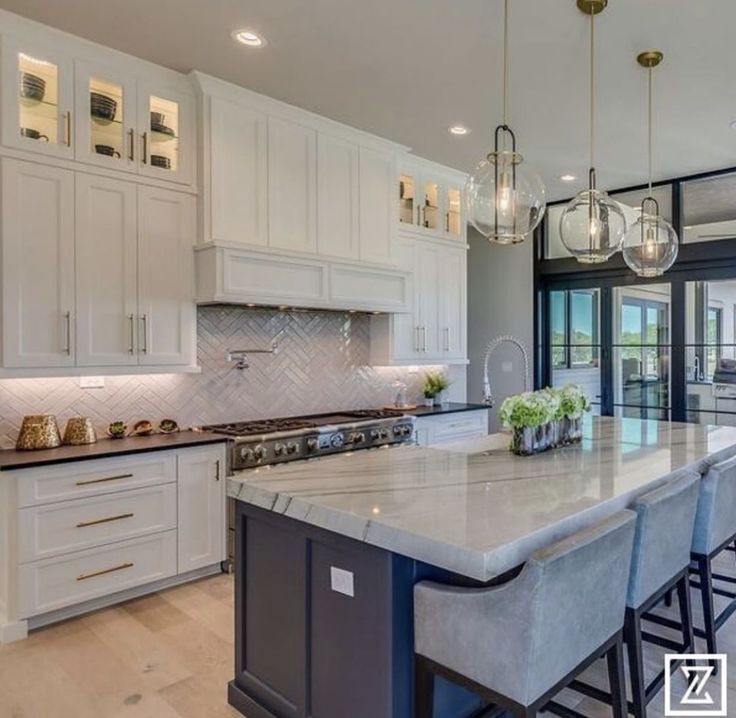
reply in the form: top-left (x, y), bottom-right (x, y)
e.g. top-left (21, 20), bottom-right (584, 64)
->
top-left (0, 306), bottom-right (447, 448)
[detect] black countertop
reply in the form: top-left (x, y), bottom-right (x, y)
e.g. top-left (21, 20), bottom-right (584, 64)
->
top-left (0, 431), bottom-right (229, 471)
top-left (403, 402), bottom-right (489, 418)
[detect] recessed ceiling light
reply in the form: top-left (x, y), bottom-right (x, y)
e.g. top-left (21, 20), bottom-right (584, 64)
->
top-left (559, 174), bottom-right (577, 182)
top-left (232, 29), bottom-right (267, 47)
top-left (448, 125), bottom-right (470, 136)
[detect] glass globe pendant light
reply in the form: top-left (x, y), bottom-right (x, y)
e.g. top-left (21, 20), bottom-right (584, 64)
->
top-left (465, 0), bottom-right (546, 244)
top-left (559, 0), bottom-right (626, 263)
top-left (621, 51), bottom-right (678, 277)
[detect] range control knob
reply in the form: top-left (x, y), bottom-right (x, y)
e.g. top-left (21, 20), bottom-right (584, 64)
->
top-left (306, 438), bottom-right (319, 453)
top-left (370, 429), bottom-right (381, 441)
top-left (274, 443), bottom-right (287, 456)
top-left (287, 441), bottom-right (300, 454)
top-left (348, 431), bottom-right (366, 444)
top-left (253, 445), bottom-right (267, 461)
top-left (240, 447), bottom-right (255, 462)
top-left (379, 428), bottom-right (390, 440)
top-left (330, 433), bottom-right (345, 449)
top-left (403, 425), bottom-right (414, 436)
top-left (393, 426), bottom-right (404, 437)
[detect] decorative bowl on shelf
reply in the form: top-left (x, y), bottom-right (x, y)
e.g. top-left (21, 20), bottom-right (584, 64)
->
top-left (90, 92), bottom-right (117, 121)
top-left (107, 421), bottom-right (127, 439)
top-left (15, 415), bottom-right (61, 451)
top-left (20, 72), bottom-right (45, 101)
top-left (95, 144), bottom-right (121, 158)
top-left (150, 154), bottom-right (171, 169)
top-left (131, 420), bottom-right (154, 436)
top-left (158, 419), bottom-right (180, 434)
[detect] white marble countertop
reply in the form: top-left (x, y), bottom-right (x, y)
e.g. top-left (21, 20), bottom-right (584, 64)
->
top-left (227, 416), bottom-right (736, 581)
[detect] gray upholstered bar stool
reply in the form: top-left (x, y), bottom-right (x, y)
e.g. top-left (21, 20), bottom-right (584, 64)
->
top-left (572, 470), bottom-right (701, 718)
top-left (413, 511), bottom-right (637, 718)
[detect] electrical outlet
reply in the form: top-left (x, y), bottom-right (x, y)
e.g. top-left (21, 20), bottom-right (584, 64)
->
top-left (79, 376), bottom-right (105, 389)
top-left (330, 566), bottom-right (355, 597)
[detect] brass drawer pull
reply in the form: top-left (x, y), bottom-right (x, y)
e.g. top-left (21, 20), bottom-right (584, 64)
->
top-left (75, 473), bottom-right (134, 487)
top-left (76, 512), bottom-right (134, 528)
top-left (77, 562), bottom-right (134, 582)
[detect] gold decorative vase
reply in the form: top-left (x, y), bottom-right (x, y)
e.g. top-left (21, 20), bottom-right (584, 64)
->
top-left (16, 415), bottom-right (62, 451)
top-left (62, 417), bottom-right (98, 446)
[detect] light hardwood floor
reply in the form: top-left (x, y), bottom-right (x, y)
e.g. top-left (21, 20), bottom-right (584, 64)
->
top-left (2, 561), bottom-right (736, 718)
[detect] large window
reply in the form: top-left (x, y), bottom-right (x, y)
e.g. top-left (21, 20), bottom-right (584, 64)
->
top-left (707, 306), bottom-right (722, 378)
top-left (550, 290), bottom-right (599, 369)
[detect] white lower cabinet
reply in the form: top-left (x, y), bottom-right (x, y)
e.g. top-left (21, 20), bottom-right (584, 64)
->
top-left (370, 237), bottom-right (467, 365)
top-left (414, 410), bottom-right (490, 446)
top-left (177, 446), bottom-right (225, 573)
top-left (0, 443), bottom-right (227, 641)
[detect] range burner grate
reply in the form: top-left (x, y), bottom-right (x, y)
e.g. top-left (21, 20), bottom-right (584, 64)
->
top-left (202, 418), bottom-right (318, 437)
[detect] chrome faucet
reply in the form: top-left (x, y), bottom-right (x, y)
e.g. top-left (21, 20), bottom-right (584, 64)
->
top-left (482, 335), bottom-right (531, 407)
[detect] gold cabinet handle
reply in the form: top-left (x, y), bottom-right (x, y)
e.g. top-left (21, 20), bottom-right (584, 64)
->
top-left (63, 310), bottom-right (71, 355)
top-left (77, 562), bottom-right (133, 582)
top-left (128, 128), bottom-right (135, 161)
top-left (64, 111), bottom-right (71, 147)
top-left (422, 326), bottom-right (427, 352)
top-left (444, 327), bottom-right (450, 352)
top-left (76, 512), bottom-right (134, 528)
top-left (128, 314), bottom-right (135, 354)
top-left (215, 459), bottom-right (221, 482)
top-left (415, 326), bottom-right (421, 353)
top-left (141, 132), bottom-right (148, 164)
top-left (140, 314), bottom-right (148, 354)
top-left (76, 473), bottom-right (134, 487)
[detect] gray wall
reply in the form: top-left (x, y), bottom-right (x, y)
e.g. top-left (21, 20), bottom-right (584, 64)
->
top-left (467, 227), bottom-right (534, 431)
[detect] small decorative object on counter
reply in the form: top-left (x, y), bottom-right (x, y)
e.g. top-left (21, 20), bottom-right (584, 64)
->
top-left (498, 385), bottom-right (591, 456)
top-left (62, 417), bottom-right (97, 446)
top-left (15, 415), bottom-right (62, 451)
top-left (158, 418), bottom-right (180, 434)
top-left (423, 372), bottom-right (451, 407)
top-left (131, 420), bottom-right (154, 436)
top-left (107, 421), bottom-right (127, 439)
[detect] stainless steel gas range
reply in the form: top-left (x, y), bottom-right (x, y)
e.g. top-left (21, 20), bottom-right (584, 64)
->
top-left (200, 409), bottom-right (416, 566)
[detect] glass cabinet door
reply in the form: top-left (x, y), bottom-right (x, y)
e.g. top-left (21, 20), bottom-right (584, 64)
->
top-left (446, 186), bottom-right (463, 238)
top-left (138, 87), bottom-right (193, 185)
top-left (2, 41), bottom-right (74, 158)
top-left (75, 62), bottom-right (136, 171)
top-left (421, 179), bottom-right (441, 231)
top-left (399, 173), bottom-right (416, 226)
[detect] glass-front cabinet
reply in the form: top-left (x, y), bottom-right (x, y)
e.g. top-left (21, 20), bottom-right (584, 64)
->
top-left (397, 164), bottom-right (466, 241)
top-left (2, 40), bottom-right (74, 159)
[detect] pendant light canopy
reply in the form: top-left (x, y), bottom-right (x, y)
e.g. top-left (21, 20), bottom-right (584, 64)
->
top-left (465, 0), bottom-right (546, 244)
top-left (559, 0), bottom-right (626, 263)
top-left (622, 51), bottom-right (679, 277)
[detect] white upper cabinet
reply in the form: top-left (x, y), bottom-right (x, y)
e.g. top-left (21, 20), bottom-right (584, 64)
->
top-left (208, 97), bottom-right (267, 246)
top-left (75, 173), bottom-right (138, 366)
top-left (267, 117), bottom-right (317, 254)
top-left (359, 146), bottom-right (396, 264)
top-left (317, 134), bottom-right (359, 260)
top-left (74, 60), bottom-right (137, 173)
top-left (438, 247), bottom-right (466, 360)
top-left (1, 159), bottom-right (75, 367)
top-left (137, 186), bottom-right (195, 366)
top-left (1, 38), bottom-right (74, 160)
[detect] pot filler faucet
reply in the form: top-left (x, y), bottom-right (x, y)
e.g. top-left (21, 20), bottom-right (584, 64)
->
top-left (482, 335), bottom-right (531, 407)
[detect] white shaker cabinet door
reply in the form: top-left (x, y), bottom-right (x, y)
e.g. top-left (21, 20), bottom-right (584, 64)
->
top-left (137, 186), bottom-right (195, 366)
top-left (209, 97), bottom-right (268, 246)
top-left (267, 117), bottom-right (317, 253)
top-left (177, 446), bottom-right (226, 573)
top-left (317, 133), bottom-right (359, 259)
top-left (439, 247), bottom-right (466, 360)
top-left (75, 173), bottom-right (138, 366)
top-left (1, 158), bottom-right (76, 368)
top-left (359, 146), bottom-right (396, 265)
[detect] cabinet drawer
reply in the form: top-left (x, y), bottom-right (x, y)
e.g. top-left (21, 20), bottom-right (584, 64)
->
top-left (417, 410), bottom-right (489, 445)
top-left (16, 452), bottom-right (177, 508)
top-left (18, 530), bottom-right (177, 618)
top-left (18, 483), bottom-right (177, 564)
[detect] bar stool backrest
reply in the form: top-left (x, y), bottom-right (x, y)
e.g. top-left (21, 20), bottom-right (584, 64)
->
top-left (626, 470), bottom-right (701, 609)
top-left (692, 454), bottom-right (736, 556)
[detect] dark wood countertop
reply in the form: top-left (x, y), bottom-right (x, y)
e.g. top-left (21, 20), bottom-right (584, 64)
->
top-left (0, 431), bottom-right (229, 471)
top-left (403, 402), bottom-right (490, 418)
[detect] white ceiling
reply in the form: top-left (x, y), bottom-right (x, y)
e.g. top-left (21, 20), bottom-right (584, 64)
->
top-left (3, 0), bottom-right (736, 200)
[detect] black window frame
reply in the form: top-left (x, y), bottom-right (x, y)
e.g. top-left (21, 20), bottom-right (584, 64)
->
top-left (549, 289), bottom-right (600, 370)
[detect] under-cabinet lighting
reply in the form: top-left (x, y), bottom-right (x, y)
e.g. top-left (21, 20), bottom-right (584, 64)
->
top-left (232, 29), bottom-right (267, 48)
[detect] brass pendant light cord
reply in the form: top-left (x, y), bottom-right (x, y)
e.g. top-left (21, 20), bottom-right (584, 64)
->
top-left (503, 0), bottom-right (510, 128)
top-left (647, 64), bottom-right (653, 196)
top-left (589, 6), bottom-right (596, 180)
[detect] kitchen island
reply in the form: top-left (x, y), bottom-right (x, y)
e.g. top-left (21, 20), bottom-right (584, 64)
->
top-left (226, 417), bottom-right (736, 718)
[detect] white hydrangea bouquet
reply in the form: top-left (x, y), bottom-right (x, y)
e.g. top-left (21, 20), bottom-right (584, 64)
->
top-left (498, 384), bottom-right (591, 455)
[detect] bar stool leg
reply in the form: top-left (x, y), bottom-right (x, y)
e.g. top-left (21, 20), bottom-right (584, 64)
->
top-left (606, 635), bottom-right (628, 718)
top-left (696, 557), bottom-right (718, 658)
top-left (415, 656), bottom-right (435, 718)
top-left (625, 610), bottom-right (647, 718)
top-left (677, 574), bottom-right (695, 653)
